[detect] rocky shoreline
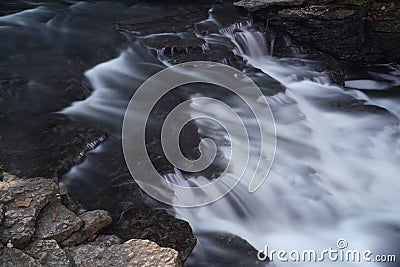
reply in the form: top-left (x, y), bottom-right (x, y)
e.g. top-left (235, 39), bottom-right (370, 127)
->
top-left (0, 172), bottom-right (187, 266)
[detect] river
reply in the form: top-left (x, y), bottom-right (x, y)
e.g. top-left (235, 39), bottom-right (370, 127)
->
top-left (1, 1), bottom-right (399, 266)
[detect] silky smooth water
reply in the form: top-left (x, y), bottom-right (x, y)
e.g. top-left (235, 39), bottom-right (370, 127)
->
top-left (2, 2), bottom-right (399, 266)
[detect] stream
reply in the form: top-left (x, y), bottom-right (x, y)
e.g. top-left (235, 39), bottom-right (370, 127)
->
top-left (1, 1), bottom-right (399, 266)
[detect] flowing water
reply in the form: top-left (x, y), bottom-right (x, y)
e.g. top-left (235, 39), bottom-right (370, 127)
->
top-left (1, 1), bottom-right (400, 266)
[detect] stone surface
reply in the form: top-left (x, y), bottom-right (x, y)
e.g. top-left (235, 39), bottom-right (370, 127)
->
top-left (27, 240), bottom-right (71, 267)
top-left (234, 0), bottom-right (305, 11)
top-left (0, 203), bottom-right (3, 225)
top-left (110, 208), bottom-right (196, 263)
top-left (0, 172), bottom-right (24, 191)
top-left (34, 202), bottom-right (83, 243)
top-left (195, 232), bottom-right (266, 266)
top-left (90, 234), bottom-right (123, 247)
top-left (0, 178), bottom-right (59, 248)
top-left (250, 0), bottom-right (400, 63)
top-left (60, 209), bottom-right (112, 247)
top-left (65, 238), bottom-right (181, 267)
top-left (0, 248), bottom-right (43, 267)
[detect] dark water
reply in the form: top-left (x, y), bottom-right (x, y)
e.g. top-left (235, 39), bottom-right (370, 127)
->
top-left (1, 1), bottom-right (400, 266)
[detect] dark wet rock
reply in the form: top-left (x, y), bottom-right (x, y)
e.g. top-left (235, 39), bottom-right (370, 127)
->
top-left (65, 238), bottom-right (181, 267)
top-left (0, 0), bottom-right (120, 181)
top-left (66, 171), bottom-right (144, 221)
top-left (0, 247), bottom-right (43, 267)
top-left (27, 240), bottom-right (71, 267)
top-left (0, 178), bottom-right (59, 248)
top-left (188, 232), bottom-right (265, 266)
top-left (60, 210), bottom-right (112, 247)
top-left (110, 208), bottom-right (196, 263)
top-left (248, 0), bottom-right (400, 64)
top-left (234, 0), bottom-right (305, 11)
top-left (0, 113), bottom-right (106, 180)
top-left (34, 202), bottom-right (83, 243)
top-left (114, 4), bottom-right (212, 35)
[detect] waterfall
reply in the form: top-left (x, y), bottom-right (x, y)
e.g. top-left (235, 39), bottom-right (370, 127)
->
top-left (173, 23), bottom-right (400, 267)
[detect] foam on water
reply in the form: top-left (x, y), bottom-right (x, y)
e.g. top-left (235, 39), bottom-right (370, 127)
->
top-left (168, 23), bottom-right (400, 266)
top-left (24, 4), bottom-right (397, 264)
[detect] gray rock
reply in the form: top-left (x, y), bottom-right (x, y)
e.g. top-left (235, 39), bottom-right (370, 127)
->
top-left (65, 238), bottom-right (181, 267)
top-left (110, 208), bottom-right (196, 263)
top-left (0, 172), bottom-right (24, 191)
top-left (27, 240), bottom-right (71, 267)
top-left (90, 235), bottom-right (123, 247)
top-left (0, 178), bottom-right (59, 248)
top-left (60, 209), bottom-right (112, 247)
top-left (34, 202), bottom-right (83, 243)
top-left (234, 0), bottom-right (305, 11)
top-left (0, 247), bottom-right (43, 267)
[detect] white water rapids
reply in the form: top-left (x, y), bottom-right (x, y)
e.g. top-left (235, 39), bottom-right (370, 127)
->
top-left (163, 23), bottom-right (400, 267)
top-left (59, 15), bottom-right (400, 267)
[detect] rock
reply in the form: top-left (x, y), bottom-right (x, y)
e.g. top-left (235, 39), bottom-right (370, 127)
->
top-left (188, 232), bottom-right (265, 266)
top-left (0, 178), bottom-right (59, 248)
top-left (34, 202), bottom-right (83, 243)
top-left (60, 210), bottom-right (112, 247)
top-left (0, 172), bottom-right (24, 191)
top-left (90, 234), bottom-right (123, 247)
top-left (65, 238), bottom-right (181, 267)
top-left (0, 203), bottom-right (3, 225)
top-left (110, 208), bottom-right (196, 263)
top-left (0, 113), bottom-right (107, 181)
top-left (250, 0), bottom-right (400, 63)
top-left (27, 240), bottom-right (71, 267)
top-left (234, 0), bottom-right (305, 11)
top-left (0, 247), bottom-right (43, 267)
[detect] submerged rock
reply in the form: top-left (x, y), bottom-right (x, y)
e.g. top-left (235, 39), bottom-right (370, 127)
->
top-left (65, 237), bottom-right (181, 267)
top-left (27, 240), bottom-right (71, 267)
top-left (188, 232), bottom-right (266, 266)
top-left (0, 178), bottom-right (58, 248)
top-left (34, 202), bottom-right (83, 243)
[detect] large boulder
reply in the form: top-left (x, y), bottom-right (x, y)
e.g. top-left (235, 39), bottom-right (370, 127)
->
top-left (65, 236), bottom-right (181, 267)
